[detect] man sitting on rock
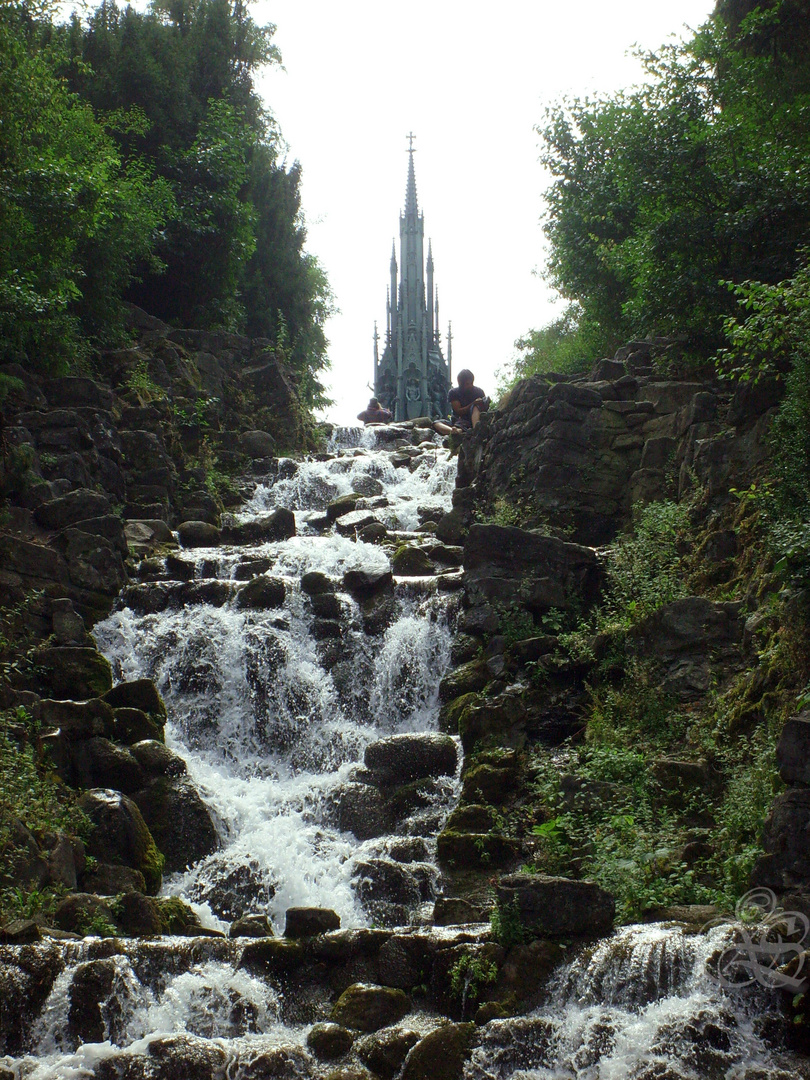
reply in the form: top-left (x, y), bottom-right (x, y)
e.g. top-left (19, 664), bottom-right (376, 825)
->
top-left (357, 397), bottom-right (392, 424)
top-left (434, 369), bottom-right (489, 434)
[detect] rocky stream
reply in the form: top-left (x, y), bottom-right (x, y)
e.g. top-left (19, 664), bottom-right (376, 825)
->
top-left (2, 415), bottom-right (809, 1079)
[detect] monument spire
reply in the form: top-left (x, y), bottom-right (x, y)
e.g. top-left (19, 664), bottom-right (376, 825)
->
top-left (373, 136), bottom-right (451, 421)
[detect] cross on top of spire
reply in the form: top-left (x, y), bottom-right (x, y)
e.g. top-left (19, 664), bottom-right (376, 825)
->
top-left (407, 131), bottom-right (416, 153)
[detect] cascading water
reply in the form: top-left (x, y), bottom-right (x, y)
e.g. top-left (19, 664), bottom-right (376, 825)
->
top-left (3, 426), bottom-right (808, 1078)
top-left (467, 922), bottom-right (809, 1079)
top-left (95, 428), bottom-right (460, 932)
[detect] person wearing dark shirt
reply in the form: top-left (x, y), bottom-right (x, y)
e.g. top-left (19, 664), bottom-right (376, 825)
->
top-left (357, 397), bottom-right (392, 424)
top-left (435, 369), bottom-right (489, 433)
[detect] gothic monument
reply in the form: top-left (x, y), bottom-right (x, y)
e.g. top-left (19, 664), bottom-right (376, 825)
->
top-left (373, 136), bottom-right (452, 420)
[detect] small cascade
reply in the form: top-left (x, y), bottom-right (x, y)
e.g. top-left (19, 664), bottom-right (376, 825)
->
top-left (467, 922), bottom-right (808, 1080)
top-left (93, 427), bottom-right (459, 932)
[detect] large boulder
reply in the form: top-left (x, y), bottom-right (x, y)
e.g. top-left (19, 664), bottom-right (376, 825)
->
top-left (284, 907), bottom-right (341, 938)
top-left (132, 775), bottom-right (219, 873)
top-left (34, 488), bottom-right (112, 530)
top-left (330, 984), bottom-right (410, 1032)
top-left (79, 789), bottom-right (163, 894)
top-left (364, 734), bottom-right (457, 783)
top-left (400, 1023), bottom-right (475, 1080)
top-left (326, 493), bottom-right (364, 522)
top-left (103, 679), bottom-right (167, 722)
top-left (357, 1027), bottom-right (420, 1078)
top-left (752, 788), bottom-right (810, 891)
top-left (496, 873), bottom-right (615, 937)
top-left (239, 430), bottom-right (275, 457)
top-left (223, 508), bottom-right (296, 544)
top-left (463, 524), bottom-right (603, 614)
top-left (392, 546), bottom-right (435, 576)
top-left (776, 711), bottom-right (810, 785)
top-left (236, 575), bottom-right (286, 610)
top-left (33, 647), bottom-right (113, 699)
top-left (177, 520), bottom-right (220, 548)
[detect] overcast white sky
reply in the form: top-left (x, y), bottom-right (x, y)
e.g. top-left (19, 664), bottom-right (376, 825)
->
top-left (251, 1), bottom-right (716, 423)
top-left (64, 2), bottom-right (718, 423)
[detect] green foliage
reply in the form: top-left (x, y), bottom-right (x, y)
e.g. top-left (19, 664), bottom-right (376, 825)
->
top-left (500, 304), bottom-right (606, 392)
top-left (449, 952), bottom-right (498, 1005)
top-left (489, 898), bottom-right (525, 950)
top-left (535, 7), bottom-right (810, 357)
top-left (0, 5), bottom-right (173, 367)
top-left (0, 709), bottom-right (90, 854)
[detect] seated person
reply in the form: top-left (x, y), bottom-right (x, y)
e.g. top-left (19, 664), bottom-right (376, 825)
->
top-left (434, 370), bottom-right (489, 434)
top-left (357, 397), bottom-right (392, 425)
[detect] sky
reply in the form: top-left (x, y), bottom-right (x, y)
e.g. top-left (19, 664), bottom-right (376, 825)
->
top-left (62, 1), bottom-right (718, 424)
top-left (251, 1), bottom-right (717, 423)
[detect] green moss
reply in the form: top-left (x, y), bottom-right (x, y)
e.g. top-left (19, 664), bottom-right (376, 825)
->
top-left (156, 895), bottom-right (201, 934)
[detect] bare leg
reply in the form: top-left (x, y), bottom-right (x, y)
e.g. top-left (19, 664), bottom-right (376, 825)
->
top-left (433, 420), bottom-right (454, 435)
top-left (471, 405), bottom-right (482, 428)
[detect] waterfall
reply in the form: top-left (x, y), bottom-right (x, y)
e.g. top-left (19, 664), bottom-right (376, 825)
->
top-left (3, 427), bottom-right (806, 1079)
top-left (467, 922), bottom-right (805, 1079)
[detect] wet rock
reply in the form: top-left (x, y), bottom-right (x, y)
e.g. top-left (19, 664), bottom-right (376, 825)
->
top-left (32, 646), bottom-right (113, 699)
top-left (327, 493), bottom-right (364, 522)
top-left (342, 568), bottom-right (394, 596)
top-left (37, 696), bottom-right (115, 741)
top-left (392, 545), bottom-right (435, 576)
top-left (438, 692), bottom-right (481, 735)
top-left (68, 958), bottom-right (126, 1045)
top-left (307, 1022), bottom-right (355, 1060)
top-left (359, 522), bottom-right (389, 543)
top-left (79, 789), bottom-right (163, 894)
top-left (330, 983), bottom-right (410, 1032)
top-left (432, 898), bottom-right (484, 925)
top-left (458, 693), bottom-right (529, 753)
top-left (776, 711), bottom-right (810, 785)
top-left (34, 488), bottom-right (111, 530)
top-left (353, 860), bottom-right (429, 924)
top-left (496, 873), bottom-right (615, 937)
top-left (229, 913), bottom-right (274, 938)
top-left (146, 1034), bottom-right (229, 1080)
top-left (236, 575), bottom-right (286, 610)
top-left (238, 1045), bottom-right (315, 1078)
top-left (130, 739), bottom-right (186, 777)
top-left (0, 939), bottom-right (63, 1052)
top-left (104, 678), bottom-right (167, 722)
top-left (752, 787), bottom-right (810, 890)
top-left (53, 893), bottom-right (116, 936)
top-left (400, 1022), bottom-right (476, 1080)
top-left (81, 863), bottom-right (147, 895)
top-left (114, 891), bottom-right (165, 935)
top-left (234, 556), bottom-right (274, 580)
top-left (495, 939), bottom-right (565, 1007)
top-left (177, 520), bottom-right (221, 547)
top-left (386, 837), bottom-right (429, 863)
top-left (353, 475), bottom-right (385, 497)
top-left (436, 831), bottom-right (520, 869)
top-left (223, 508), bottom-right (296, 543)
top-left (113, 707), bottom-right (164, 744)
top-left (133, 774), bottom-right (219, 874)
top-left (336, 510), bottom-right (379, 537)
top-left (311, 618), bottom-right (343, 640)
top-left (240, 429), bottom-right (276, 457)
top-left (284, 907), bottom-right (341, 938)
top-left (301, 570), bottom-right (334, 595)
top-left (359, 592), bottom-right (398, 636)
top-left (357, 1026), bottom-right (420, 1077)
top-left (438, 660), bottom-right (489, 701)
top-left (0, 919), bottom-right (41, 944)
top-left (464, 524), bottom-right (603, 614)
top-left (310, 592), bottom-right (343, 619)
top-left (364, 733), bottom-right (457, 783)
top-left (72, 736), bottom-right (145, 794)
top-left (445, 804), bottom-right (499, 832)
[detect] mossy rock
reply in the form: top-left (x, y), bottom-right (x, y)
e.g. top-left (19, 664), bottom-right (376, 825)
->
top-left (103, 679), bottom-right (167, 723)
top-left (436, 830), bottom-right (520, 869)
top-left (439, 661), bottom-right (489, 702)
top-left (113, 707), bottom-right (164, 745)
top-left (326, 493), bottom-right (363, 522)
top-left (458, 696), bottom-right (528, 753)
top-left (307, 1022), bottom-right (355, 1061)
top-left (238, 937), bottom-right (307, 973)
top-left (78, 789), bottom-right (164, 895)
top-left (391, 545), bottom-right (435, 576)
top-left (445, 804), bottom-right (500, 832)
top-left (33, 647), bottom-right (113, 699)
top-left (330, 983), bottom-right (410, 1032)
top-left (438, 692), bottom-right (481, 735)
top-left (461, 763), bottom-right (521, 805)
top-left (401, 1022), bottom-right (476, 1080)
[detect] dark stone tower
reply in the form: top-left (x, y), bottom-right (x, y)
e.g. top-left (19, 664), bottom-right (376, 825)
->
top-left (374, 136), bottom-right (452, 420)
